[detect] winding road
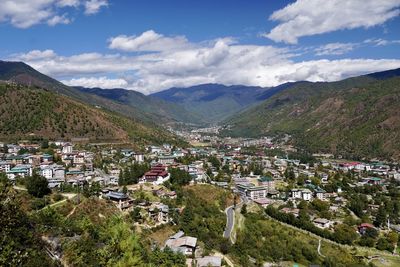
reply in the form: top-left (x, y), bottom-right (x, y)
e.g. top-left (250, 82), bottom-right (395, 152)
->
top-left (223, 196), bottom-right (246, 241)
top-left (223, 205), bottom-right (235, 239)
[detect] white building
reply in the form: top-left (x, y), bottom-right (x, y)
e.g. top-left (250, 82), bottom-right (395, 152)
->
top-left (6, 164), bottom-right (32, 180)
top-left (62, 143), bottom-right (73, 154)
top-left (290, 188), bottom-right (313, 201)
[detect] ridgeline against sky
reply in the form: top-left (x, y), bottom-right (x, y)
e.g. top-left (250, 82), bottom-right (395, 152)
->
top-left (1, 0), bottom-right (400, 94)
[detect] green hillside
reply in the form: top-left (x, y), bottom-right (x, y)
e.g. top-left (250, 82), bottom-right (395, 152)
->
top-left (224, 72), bottom-right (400, 160)
top-left (151, 83), bottom-right (285, 123)
top-left (0, 60), bottom-right (195, 126)
top-left (75, 87), bottom-right (203, 125)
top-left (0, 82), bottom-right (182, 146)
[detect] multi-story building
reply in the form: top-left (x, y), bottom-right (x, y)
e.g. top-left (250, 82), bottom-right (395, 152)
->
top-left (237, 184), bottom-right (268, 200)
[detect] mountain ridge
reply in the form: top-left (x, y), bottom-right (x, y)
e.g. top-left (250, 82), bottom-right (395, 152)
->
top-left (150, 83), bottom-right (291, 123)
top-left (0, 60), bottom-right (184, 146)
top-left (224, 68), bottom-right (400, 160)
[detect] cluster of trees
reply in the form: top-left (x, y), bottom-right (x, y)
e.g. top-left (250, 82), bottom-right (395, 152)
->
top-left (208, 156), bottom-right (221, 169)
top-left (26, 172), bottom-right (51, 198)
top-left (165, 167), bottom-right (192, 190)
top-left (0, 175), bottom-right (57, 266)
top-left (177, 186), bottom-right (230, 253)
top-left (230, 213), bottom-right (361, 267)
top-left (119, 162), bottom-right (150, 185)
top-left (266, 206), bottom-right (357, 245)
top-left (61, 215), bottom-right (186, 266)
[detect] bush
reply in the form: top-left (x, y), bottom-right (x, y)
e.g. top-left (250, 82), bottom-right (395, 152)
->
top-left (26, 173), bottom-right (51, 198)
top-left (31, 198), bottom-right (46, 210)
top-left (53, 193), bottom-right (64, 202)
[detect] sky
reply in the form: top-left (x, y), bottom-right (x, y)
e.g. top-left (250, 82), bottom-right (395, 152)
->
top-left (1, 0), bottom-right (400, 94)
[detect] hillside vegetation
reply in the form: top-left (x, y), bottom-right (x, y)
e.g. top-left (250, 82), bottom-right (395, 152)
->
top-left (151, 83), bottom-right (287, 123)
top-left (76, 86), bottom-right (203, 124)
top-left (225, 71), bottom-right (400, 160)
top-left (0, 83), bottom-right (182, 146)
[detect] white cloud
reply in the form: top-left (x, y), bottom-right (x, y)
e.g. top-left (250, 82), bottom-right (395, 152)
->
top-left (57, 0), bottom-right (80, 7)
top-left (108, 30), bottom-right (191, 52)
top-left (0, 0), bottom-right (107, 28)
top-left (315, 42), bottom-right (357, 56)
top-left (47, 14), bottom-right (71, 26)
top-left (9, 31), bottom-right (400, 94)
top-left (62, 76), bottom-right (128, 88)
top-left (264, 0), bottom-right (400, 44)
top-left (14, 49), bottom-right (57, 61)
top-left (364, 38), bottom-right (400, 46)
top-left (84, 0), bottom-right (108, 15)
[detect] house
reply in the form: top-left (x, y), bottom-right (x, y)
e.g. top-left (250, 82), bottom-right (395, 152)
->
top-left (290, 188), bottom-right (313, 201)
top-left (104, 191), bottom-right (133, 210)
top-left (6, 164), bottom-right (32, 180)
top-left (0, 161), bottom-right (11, 173)
top-left (158, 155), bottom-right (175, 165)
top-left (121, 149), bottom-right (134, 157)
top-left (165, 232), bottom-right (197, 256)
top-left (253, 198), bottom-right (274, 208)
top-left (358, 223), bottom-right (375, 235)
top-left (41, 153), bottom-right (53, 163)
top-left (139, 164), bottom-right (170, 185)
top-left (62, 143), bottom-right (73, 154)
top-left (237, 184), bottom-right (268, 200)
top-left (39, 164), bottom-right (65, 187)
top-left (313, 218), bottom-right (332, 229)
top-left (164, 191), bottom-right (177, 199)
top-left (368, 177), bottom-right (382, 185)
top-left (148, 204), bottom-right (170, 223)
top-left (73, 155), bottom-right (85, 165)
top-left (149, 146), bottom-right (162, 154)
top-left (314, 187), bottom-right (327, 200)
top-left (133, 153), bottom-right (144, 163)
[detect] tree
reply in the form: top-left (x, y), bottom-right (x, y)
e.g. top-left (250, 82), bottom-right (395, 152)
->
top-left (374, 206), bottom-right (387, 228)
top-left (26, 173), bottom-right (51, 198)
top-left (130, 207), bottom-right (142, 223)
top-left (333, 224), bottom-right (358, 245)
top-left (122, 185), bottom-right (128, 195)
top-left (41, 139), bottom-right (49, 149)
top-left (241, 204), bottom-right (247, 215)
top-left (168, 168), bottom-right (192, 187)
top-left (376, 237), bottom-right (394, 252)
top-left (387, 231), bottom-right (398, 246)
top-left (284, 167), bottom-right (295, 181)
top-left (0, 180), bottom-right (54, 266)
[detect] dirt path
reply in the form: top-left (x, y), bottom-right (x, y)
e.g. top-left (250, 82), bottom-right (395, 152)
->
top-left (213, 251), bottom-right (235, 267)
top-left (66, 205), bottom-right (77, 218)
top-left (318, 239), bottom-right (325, 257)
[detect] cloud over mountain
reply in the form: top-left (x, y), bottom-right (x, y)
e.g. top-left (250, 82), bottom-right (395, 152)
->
top-left (10, 30), bottom-right (400, 94)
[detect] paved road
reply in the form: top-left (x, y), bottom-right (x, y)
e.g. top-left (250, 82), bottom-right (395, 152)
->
top-left (223, 205), bottom-right (235, 239)
top-left (223, 196), bottom-right (246, 240)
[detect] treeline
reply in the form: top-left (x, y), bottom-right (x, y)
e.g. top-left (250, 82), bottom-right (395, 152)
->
top-left (229, 213), bottom-right (362, 267)
top-left (266, 206), bottom-right (357, 245)
top-left (118, 162), bottom-right (150, 185)
top-left (177, 186), bottom-right (231, 253)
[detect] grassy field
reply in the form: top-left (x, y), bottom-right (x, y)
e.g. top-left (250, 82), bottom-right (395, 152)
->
top-left (148, 225), bottom-right (178, 247)
top-left (183, 184), bottom-right (234, 209)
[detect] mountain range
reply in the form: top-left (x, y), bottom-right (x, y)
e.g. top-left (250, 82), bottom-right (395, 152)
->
top-left (223, 68), bottom-right (400, 160)
top-left (2, 59), bottom-right (400, 159)
top-left (150, 83), bottom-right (291, 123)
top-left (0, 60), bottom-right (183, 146)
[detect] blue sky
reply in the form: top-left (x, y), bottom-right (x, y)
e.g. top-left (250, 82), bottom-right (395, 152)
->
top-left (1, 0), bottom-right (400, 94)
